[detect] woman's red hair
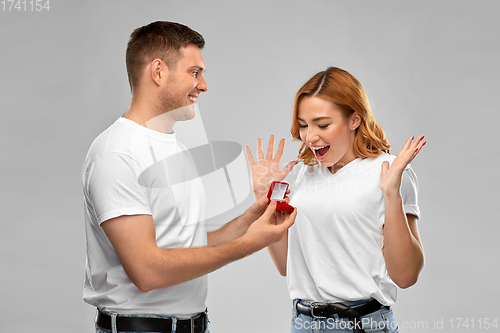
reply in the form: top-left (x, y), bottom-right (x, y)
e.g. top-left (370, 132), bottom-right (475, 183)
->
top-left (291, 67), bottom-right (391, 165)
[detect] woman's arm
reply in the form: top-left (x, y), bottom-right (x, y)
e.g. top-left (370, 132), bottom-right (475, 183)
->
top-left (246, 135), bottom-right (297, 274)
top-left (246, 135), bottom-right (298, 200)
top-left (380, 136), bottom-right (426, 288)
top-left (383, 200), bottom-right (424, 288)
top-left (267, 230), bottom-right (288, 276)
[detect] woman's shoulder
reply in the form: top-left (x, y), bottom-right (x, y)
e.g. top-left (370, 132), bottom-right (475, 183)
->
top-left (361, 152), bottom-right (396, 165)
top-left (361, 152), bottom-right (414, 171)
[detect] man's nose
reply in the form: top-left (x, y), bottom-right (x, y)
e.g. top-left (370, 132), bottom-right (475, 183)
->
top-left (197, 75), bottom-right (208, 92)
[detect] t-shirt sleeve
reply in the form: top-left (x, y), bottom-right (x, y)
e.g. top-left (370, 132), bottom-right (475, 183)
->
top-left (84, 153), bottom-right (152, 225)
top-left (401, 165), bottom-right (420, 219)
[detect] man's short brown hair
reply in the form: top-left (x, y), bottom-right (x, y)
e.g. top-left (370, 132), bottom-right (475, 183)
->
top-left (125, 21), bottom-right (205, 93)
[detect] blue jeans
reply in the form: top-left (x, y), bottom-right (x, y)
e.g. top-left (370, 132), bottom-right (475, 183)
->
top-left (291, 299), bottom-right (399, 333)
top-left (95, 309), bottom-right (210, 333)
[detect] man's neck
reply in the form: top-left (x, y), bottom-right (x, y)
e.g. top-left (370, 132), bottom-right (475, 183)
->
top-left (123, 98), bottom-right (177, 134)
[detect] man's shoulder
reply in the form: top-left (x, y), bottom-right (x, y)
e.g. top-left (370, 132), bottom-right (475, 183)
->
top-left (83, 118), bottom-right (145, 168)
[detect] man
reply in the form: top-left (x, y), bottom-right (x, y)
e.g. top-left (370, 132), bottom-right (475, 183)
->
top-left (82, 21), bottom-right (296, 333)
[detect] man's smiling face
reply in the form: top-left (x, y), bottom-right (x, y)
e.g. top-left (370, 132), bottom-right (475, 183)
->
top-left (160, 44), bottom-right (208, 119)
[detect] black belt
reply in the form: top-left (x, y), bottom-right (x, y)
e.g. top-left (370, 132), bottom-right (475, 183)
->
top-left (95, 309), bottom-right (208, 333)
top-left (296, 299), bottom-right (383, 333)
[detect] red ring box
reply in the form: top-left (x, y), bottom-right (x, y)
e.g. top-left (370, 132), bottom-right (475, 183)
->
top-left (267, 181), bottom-right (294, 213)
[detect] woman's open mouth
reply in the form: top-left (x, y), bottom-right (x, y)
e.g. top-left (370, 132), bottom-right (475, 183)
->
top-left (312, 145), bottom-right (330, 160)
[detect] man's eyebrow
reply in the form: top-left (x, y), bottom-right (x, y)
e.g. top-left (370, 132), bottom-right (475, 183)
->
top-left (190, 65), bottom-right (205, 73)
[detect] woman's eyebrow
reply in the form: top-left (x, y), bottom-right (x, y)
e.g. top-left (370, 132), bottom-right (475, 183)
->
top-left (297, 116), bottom-right (332, 122)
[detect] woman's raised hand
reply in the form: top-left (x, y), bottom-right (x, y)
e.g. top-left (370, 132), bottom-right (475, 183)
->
top-left (380, 136), bottom-right (426, 197)
top-left (246, 135), bottom-right (298, 200)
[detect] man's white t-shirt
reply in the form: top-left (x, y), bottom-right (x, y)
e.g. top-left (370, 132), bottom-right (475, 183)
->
top-left (82, 117), bottom-right (207, 317)
top-left (287, 153), bottom-right (420, 306)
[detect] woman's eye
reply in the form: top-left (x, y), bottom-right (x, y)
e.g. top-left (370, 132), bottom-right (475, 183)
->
top-left (318, 124), bottom-right (329, 129)
top-left (299, 124), bottom-right (307, 128)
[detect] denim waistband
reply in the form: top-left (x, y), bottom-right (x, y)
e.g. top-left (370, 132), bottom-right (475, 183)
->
top-left (98, 308), bottom-right (205, 320)
top-left (295, 298), bottom-right (385, 308)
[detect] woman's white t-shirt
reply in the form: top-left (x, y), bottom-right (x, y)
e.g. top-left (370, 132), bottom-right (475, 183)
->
top-left (287, 152), bottom-right (420, 306)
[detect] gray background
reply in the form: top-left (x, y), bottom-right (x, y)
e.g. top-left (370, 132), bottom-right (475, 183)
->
top-left (1, 1), bottom-right (499, 332)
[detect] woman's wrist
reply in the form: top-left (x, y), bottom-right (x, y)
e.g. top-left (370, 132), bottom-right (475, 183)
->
top-left (383, 190), bottom-right (402, 202)
top-left (253, 190), bottom-right (267, 201)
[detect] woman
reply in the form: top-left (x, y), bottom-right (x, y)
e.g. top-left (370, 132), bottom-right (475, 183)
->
top-left (246, 67), bottom-right (426, 333)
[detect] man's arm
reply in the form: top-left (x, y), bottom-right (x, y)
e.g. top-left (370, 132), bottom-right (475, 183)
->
top-left (207, 195), bottom-right (272, 246)
top-left (206, 215), bottom-right (247, 247)
top-left (102, 200), bottom-right (296, 292)
top-left (208, 195), bottom-right (291, 272)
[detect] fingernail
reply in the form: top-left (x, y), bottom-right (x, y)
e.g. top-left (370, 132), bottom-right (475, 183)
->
top-left (422, 141), bottom-right (427, 146)
top-left (421, 136), bottom-right (425, 140)
top-left (415, 148), bottom-right (419, 152)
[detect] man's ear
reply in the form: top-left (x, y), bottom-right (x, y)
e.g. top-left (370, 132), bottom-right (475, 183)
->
top-left (150, 59), bottom-right (165, 86)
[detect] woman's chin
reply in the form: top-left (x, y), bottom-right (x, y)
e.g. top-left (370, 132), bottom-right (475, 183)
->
top-left (317, 159), bottom-right (335, 168)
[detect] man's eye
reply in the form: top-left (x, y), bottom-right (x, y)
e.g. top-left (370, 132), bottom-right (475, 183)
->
top-left (193, 71), bottom-right (198, 78)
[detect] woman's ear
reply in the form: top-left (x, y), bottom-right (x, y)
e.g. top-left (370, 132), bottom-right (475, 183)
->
top-left (351, 112), bottom-right (362, 130)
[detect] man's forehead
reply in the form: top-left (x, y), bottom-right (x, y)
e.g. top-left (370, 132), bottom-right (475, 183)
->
top-left (178, 45), bottom-right (205, 68)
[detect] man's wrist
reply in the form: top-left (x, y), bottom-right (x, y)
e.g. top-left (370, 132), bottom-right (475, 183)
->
top-left (233, 214), bottom-right (251, 231)
top-left (236, 231), bottom-right (261, 257)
